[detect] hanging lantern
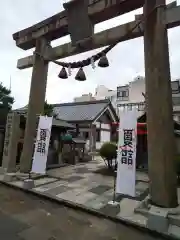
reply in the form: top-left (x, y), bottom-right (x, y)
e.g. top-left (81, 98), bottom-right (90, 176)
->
top-left (58, 67), bottom-right (68, 79)
top-left (98, 54), bottom-right (109, 68)
top-left (75, 67), bottom-right (86, 81)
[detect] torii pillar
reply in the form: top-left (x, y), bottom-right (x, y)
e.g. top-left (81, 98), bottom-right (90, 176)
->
top-left (20, 38), bottom-right (49, 173)
top-left (144, 0), bottom-right (177, 207)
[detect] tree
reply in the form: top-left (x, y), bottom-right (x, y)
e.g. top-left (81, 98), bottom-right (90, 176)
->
top-left (0, 82), bottom-right (14, 126)
top-left (44, 101), bottom-right (56, 117)
top-left (0, 82), bottom-right (14, 110)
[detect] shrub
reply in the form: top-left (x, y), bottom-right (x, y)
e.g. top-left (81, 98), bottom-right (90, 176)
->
top-left (99, 142), bottom-right (117, 170)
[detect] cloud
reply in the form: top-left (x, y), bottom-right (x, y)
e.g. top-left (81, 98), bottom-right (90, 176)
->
top-left (0, 0), bottom-right (179, 109)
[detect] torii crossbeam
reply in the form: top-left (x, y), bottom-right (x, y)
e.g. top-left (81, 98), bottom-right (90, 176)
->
top-left (17, 4), bottom-right (180, 70)
top-left (13, 0), bottom-right (144, 50)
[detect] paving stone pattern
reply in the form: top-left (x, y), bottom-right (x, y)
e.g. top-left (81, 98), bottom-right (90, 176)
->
top-left (28, 158), bottom-right (149, 226)
top-left (2, 157), bottom-right (180, 238)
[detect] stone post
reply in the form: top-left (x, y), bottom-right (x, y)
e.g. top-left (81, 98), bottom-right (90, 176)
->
top-left (143, 0), bottom-right (177, 207)
top-left (2, 112), bottom-right (20, 173)
top-left (92, 124), bottom-right (96, 152)
top-left (89, 124), bottom-right (96, 152)
top-left (20, 38), bottom-right (49, 173)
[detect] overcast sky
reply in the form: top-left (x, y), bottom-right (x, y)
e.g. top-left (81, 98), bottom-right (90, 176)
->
top-left (0, 0), bottom-right (180, 109)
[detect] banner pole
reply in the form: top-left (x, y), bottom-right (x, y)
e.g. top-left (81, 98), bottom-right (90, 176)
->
top-left (113, 170), bottom-right (116, 202)
top-left (108, 158), bottom-right (120, 212)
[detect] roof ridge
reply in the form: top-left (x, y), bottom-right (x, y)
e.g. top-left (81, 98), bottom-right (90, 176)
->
top-left (53, 99), bottom-right (110, 107)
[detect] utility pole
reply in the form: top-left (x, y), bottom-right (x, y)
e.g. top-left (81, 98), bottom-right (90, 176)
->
top-left (144, 0), bottom-right (177, 207)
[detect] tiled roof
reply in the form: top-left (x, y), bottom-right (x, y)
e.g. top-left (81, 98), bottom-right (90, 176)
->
top-left (15, 99), bottom-right (116, 123)
top-left (13, 105), bottom-right (28, 113)
top-left (53, 99), bottom-right (110, 122)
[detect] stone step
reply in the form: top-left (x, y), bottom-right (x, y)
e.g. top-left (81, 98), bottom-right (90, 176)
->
top-left (168, 225), bottom-right (180, 239)
top-left (169, 215), bottom-right (180, 227)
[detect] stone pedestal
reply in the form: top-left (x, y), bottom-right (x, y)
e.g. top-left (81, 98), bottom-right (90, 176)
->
top-left (147, 206), bottom-right (169, 233)
top-left (0, 167), bottom-right (5, 174)
top-left (3, 173), bottom-right (16, 182)
top-left (23, 179), bottom-right (35, 189)
top-left (107, 201), bottom-right (120, 215)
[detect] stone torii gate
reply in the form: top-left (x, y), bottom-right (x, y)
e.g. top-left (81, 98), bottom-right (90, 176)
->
top-left (13, 0), bottom-right (180, 208)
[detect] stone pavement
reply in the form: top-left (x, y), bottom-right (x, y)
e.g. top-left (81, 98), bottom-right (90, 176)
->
top-left (0, 184), bottom-right (163, 240)
top-left (0, 157), bottom-right (180, 239)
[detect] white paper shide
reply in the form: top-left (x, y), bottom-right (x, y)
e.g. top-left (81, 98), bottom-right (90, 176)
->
top-left (116, 110), bottom-right (137, 197)
top-left (31, 116), bottom-right (53, 174)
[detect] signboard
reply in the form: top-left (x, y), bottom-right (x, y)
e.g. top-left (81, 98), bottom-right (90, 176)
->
top-left (3, 113), bottom-right (13, 159)
top-left (2, 112), bottom-right (20, 171)
top-left (31, 116), bottom-right (53, 174)
top-left (116, 110), bottom-right (137, 197)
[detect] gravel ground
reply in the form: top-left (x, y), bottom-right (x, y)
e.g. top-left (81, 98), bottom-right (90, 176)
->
top-left (0, 184), bottom-right (163, 240)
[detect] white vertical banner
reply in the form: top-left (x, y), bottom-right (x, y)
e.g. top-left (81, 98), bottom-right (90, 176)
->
top-left (31, 116), bottom-right (53, 174)
top-left (116, 110), bottom-right (137, 197)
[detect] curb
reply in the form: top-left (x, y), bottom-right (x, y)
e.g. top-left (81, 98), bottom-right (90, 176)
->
top-left (0, 180), bottom-right (178, 240)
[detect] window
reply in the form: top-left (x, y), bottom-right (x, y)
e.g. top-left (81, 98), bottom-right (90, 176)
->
top-left (117, 87), bottom-right (129, 101)
top-left (96, 129), bottom-right (101, 142)
top-left (172, 97), bottom-right (180, 106)
top-left (171, 81), bottom-right (180, 94)
top-left (117, 90), bottom-right (128, 98)
top-left (138, 103), bottom-right (145, 111)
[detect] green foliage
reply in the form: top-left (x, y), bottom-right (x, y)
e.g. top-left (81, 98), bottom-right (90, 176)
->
top-left (0, 82), bottom-right (14, 110)
top-left (0, 82), bottom-right (14, 125)
top-left (99, 142), bottom-right (117, 171)
top-left (44, 101), bottom-right (55, 117)
top-left (99, 142), bottom-right (117, 160)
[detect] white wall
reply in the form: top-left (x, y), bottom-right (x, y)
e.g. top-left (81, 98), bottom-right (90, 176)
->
top-left (85, 123), bottom-right (111, 150)
top-left (74, 93), bottom-right (95, 102)
top-left (95, 122), bottom-right (100, 128)
top-left (129, 76), bottom-right (145, 103)
top-left (101, 130), bottom-right (110, 142)
top-left (94, 85), bottom-right (111, 99)
top-left (101, 123), bottom-right (110, 130)
top-left (96, 123), bottom-right (111, 150)
top-left (94, 85), bottom-right (117, 107)
top-left (96, 131), bottom-right (111, 149)
top-left (117, 76), bottom-right (145, 105)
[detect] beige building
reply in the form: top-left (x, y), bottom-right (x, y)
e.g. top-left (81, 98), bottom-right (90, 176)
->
top-left (74, 93), bottom-right (95, 102)
top-left (74, 76), bottom-right (180, 121)
top-left (117, 76), bottom-right (180, 121)
top-left (74, 85), bottom-right (117, 109)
